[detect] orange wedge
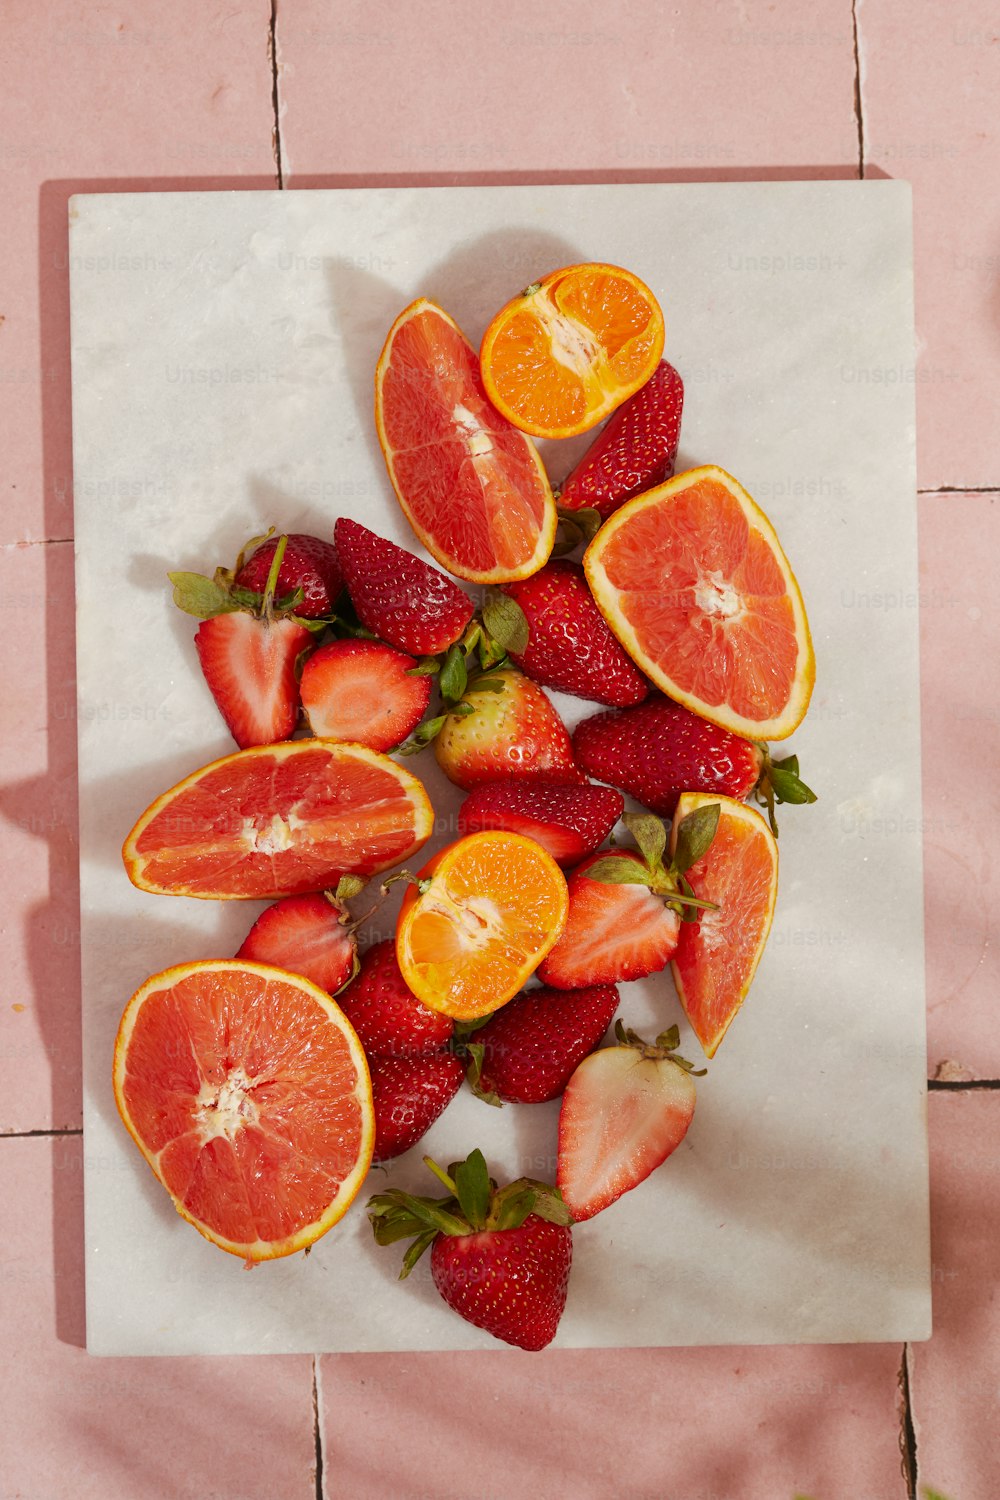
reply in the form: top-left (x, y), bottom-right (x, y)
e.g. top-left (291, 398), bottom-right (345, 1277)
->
top-left (669, 793), bottom-right (778, 1058)
top-left (123, 740), bottom-right (434, 899)
top-left (113, 960), bottom-right (375, 1260)
top-left (585, 465), bottom-right (814, 740)
top-left (480, 262), bottom-right (665, 440)
top-left (396, 831), bottom-right (569, 1021)
top-left (375, 298), bottom-right (556, 583)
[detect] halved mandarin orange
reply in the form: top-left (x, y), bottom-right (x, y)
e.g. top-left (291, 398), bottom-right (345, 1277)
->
top-left (123, 740), bottom-right (434, 899)
top-left (113, 960), bottom-right (375, 1260)
top-left (396, 831), bottom-right (569, 1021)
top-left (375, 298), bottom-right (556, 584)
top-left (479, 262), bottom-right (665, 440)
top-left (669, 793), bottom-right (778, 1059)
top-left (585, 465), bottom-right (814, 740)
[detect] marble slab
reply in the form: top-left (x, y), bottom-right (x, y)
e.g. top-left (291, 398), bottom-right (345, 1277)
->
top-left (69, 181), bottom-right (929, 1355)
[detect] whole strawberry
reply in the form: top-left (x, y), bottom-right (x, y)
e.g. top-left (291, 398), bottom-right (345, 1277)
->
top-left (337, 939), bottom-right (453, 1059)
top-left (233, 531), bottom-right (343, 618)
top-left (573, 694), bottom-right (815, 833)
top-left (558, 359), bottom-right (684, 518)
top-left (369, 1053), bottom-right (465, 1162)
top-left (457, 780), bottom-right (623, 867)
top-left (335, 517), bottom-right (474, 655)
top-left (433, 668), bottom-right (584, 790)
top-left (368, 1148), bottom-right (573, 1351)
top-left (498, 560), bottom-right (649, 707)
top-left (463, 983), bottom-right (620, 1104)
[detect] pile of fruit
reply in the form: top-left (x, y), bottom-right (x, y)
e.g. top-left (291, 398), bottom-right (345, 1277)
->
top-left (113, 262), bottom-right (816, 1352)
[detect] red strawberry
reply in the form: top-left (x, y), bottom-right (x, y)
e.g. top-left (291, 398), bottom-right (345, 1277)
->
top-left (369, 1052), bottom-right (464, 1162)
top-left (464, 983), bottom-right (620, 1104)
top-left (335, 517), bottom-right (474, 655)
top-left (558, 360), bottom-right (684, 518)
top-left (573, 694), bottom-right (815, 832)
top-left (557, 1022), bottom-right (701, 1221)
top-left (433, 668), bottom-right (584, 791)
top-left (457, 781), bottom-right (623, 867)
top-left (194, 611), bottom-right (312, 748)
top-left (498, 560), bottom-right (649, 707)
top-left (368, 1148), bottom-right (573, 1351)
top-left (236, 891), bottom-right (358, 993)
top-left (299, 638), bottom-right (432, 752)
top-left (337, 939), bottom-right (453, 1058)
top-left (537, 806), bottom-right (721, 989)
top-left (234, 532), bottom-right (343, 618)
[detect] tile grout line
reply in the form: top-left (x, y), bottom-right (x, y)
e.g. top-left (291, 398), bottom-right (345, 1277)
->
top-left (0, 1127), bottom-right (83, 1139)
top-left (917, 485), bottom-right (1000, 494)
top-left (269, 0), bottom-right (284, 189)
top-left (899, 1342), bottom-right (919, 1497)
top-left (311, 1356), bottom-right (325, 1500)
top-left (927, 1077), bottom-right (1000, 1091)
top-left (1, 536), bottom-right (74, 551)
top-left (850, 0), bottom-right (865, 179)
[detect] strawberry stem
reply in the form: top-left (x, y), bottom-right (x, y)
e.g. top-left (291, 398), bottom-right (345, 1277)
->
top-left (422, 1155), bottom-right (458, 1195)
top-left (261, 534), bottom-right (288, 624)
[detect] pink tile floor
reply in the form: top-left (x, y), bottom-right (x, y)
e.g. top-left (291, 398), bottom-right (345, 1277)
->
top-left (1, 2), bottom-right (996, 1495)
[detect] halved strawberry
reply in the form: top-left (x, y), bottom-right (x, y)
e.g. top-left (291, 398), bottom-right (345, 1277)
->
top-left (557, 1022), bottom-right (701, 1221)
top-left (464, 983), bottom-right (620, 1104)
top-left (457, 781), bottom-right (623, 867)
top-left (369, 1052), bottom-right (465, 1162)
top-left (235, 890), bottom-right (358, 993)
top-left (233, 531), bottom-right (343, 618)
top-left (299, 638), bottom-right (432, 752)
top-left (334, 517), bottom-right (474, 655)
top-left (337, 939), bottom-right (454, 1059)
top-left (537, 807), bottom-right (720, 989)
top-left (194, 611), bottom-right (311, 748)
top-left (558, 359), bottom-right (684, 519)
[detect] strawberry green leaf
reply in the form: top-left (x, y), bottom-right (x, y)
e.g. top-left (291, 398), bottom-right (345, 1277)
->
top-left (552, 506), bottom-right (603, 557)
top-left (482, 589), bottom-right (530, 656)
top-left (439, 643), bottom-right (468, 704)
top-left (452, 1148), bottom-right (492, 1231)
top-left (671, 802), bottom-right (721, 876)
top-left (334, 875), bottom-right (366, 902)
top-left (232, 526), bottom-right (275, 577)
top-left (463, 1042), bottom-right (505, 1109)
top-left (769, 760), bottom-right (818, 806)
top-left (407, 657), bottom-right (441, 677)
top-left (468, 675), bottom-right (506, 694)
top-left (450, 701), bottom-right (476, 717)
top-left (584, 856), bottom-right (652, 887)
top-left (622, 812), bottom-right (666, 874)
top-left (399, 1227), bottom-right (439, 1279)
top-left (168, 571), bottom-right (240, 619)
top-left (490, 1183), bottom-right (537, 1233)
top-left (516, 1180), bottom-right (574, 1227)
top-left (398, 714), bottom-right (448, 754)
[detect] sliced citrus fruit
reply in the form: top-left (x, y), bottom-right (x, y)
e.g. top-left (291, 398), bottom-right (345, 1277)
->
top-left (123, 740), bottom-right (434, 899)
top-left (585, 465), bottom-right (814, 740)
top-left (396, 831), bottom-right (569, 1022)
top-left (668, 792), bottom-right (778, 1058)
top-left (113, 960), bottom-right (374, 1260)
top-left (375, 298), bottom-right (556, 584)
top-left (479, 262), bottom-right (665, 440)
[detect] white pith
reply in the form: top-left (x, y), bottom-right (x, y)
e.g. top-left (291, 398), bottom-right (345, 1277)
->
top-left (195, 1067), bottom-right (261, 1142)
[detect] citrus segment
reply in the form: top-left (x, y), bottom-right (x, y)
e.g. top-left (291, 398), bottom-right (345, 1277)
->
top-left (585, 466), bottom-right (814, 739)
top-left (669, 793), bottom-right (778, 1058)
top-left (123, 740), bottom-right (434, 899)
top-left (480, 263), bottom-right (664, 439)
top-left (113, 960), bottom-right (375, 1259)
top-left (375, 298), bottom-right (556, 583)
top-left (396, 832), bottom-right (569, 1021)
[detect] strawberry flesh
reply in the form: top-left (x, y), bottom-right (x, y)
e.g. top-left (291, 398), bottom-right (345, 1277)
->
top-left (558, 360), bottom-right (684, 518)
top-left (370, 1052), bottom-right (464, 1161)
top-left (335, 517), bottom-right (474, 655)
top-left (457, 781), bottom-right (622, 866)
top-left (299, 638), bottom-right (431, 752)
top-left (537, 850), bottom-right (680, 989)
top-left (500, 559), bottom-right (649, 707)
top-left (430, 1215), bottom-right (572, 1351)
top-left (469, 983), bottom-right (620, 1103)
top-left (194, 611), bottom-right (312, 748)
top-left (573, 694), bottom-right (763, 817)
top-left (236, 892), bottom-right (356, 994)
top-left (234, 532), bottom-right (343, 618)
top-left (337, 939), bottom-right (453, 1058)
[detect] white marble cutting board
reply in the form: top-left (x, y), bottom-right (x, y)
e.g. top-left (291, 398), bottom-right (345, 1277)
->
top-left (68, 181), bottom-right (930, 1356)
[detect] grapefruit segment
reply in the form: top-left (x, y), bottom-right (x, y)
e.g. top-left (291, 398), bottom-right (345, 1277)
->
top-left (375, 299), bottom-right (556, 583)
top-left (584, 465), bottom-right (814, 740)
top-left (669, 793), bottom-right (778, 1058)
top-left (123, 740), bottom-right (434, 899)
top-left (113, 960), bottom-right (375, 1259)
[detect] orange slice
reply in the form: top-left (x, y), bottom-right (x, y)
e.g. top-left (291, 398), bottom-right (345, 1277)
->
top-left (123, 740), bottom-right (434, 899)
top-left (375, 298), bottom-right (556, 584)
top-left (585, 465), bottom-right (814, 740)
top-left (480, 262), bottom-right (665, 440)
top-left (669, 793), bottom-right (778, 1058)
top-left (113, 960), bottom-right (374, 1260)
top-left (396, 831), bottom-right (569, 1021)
